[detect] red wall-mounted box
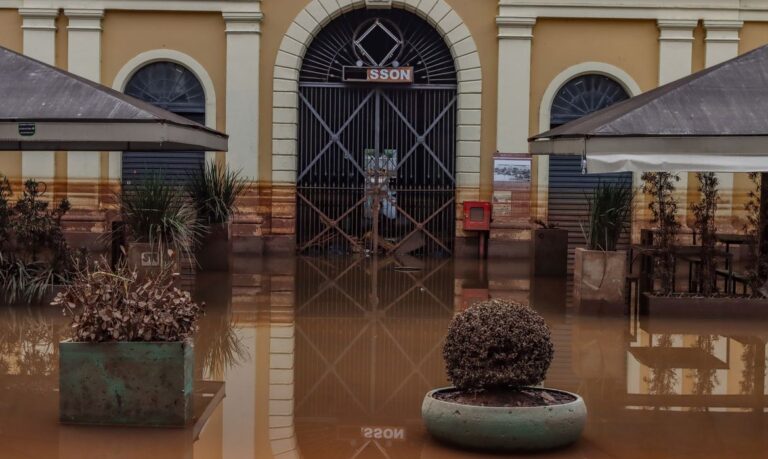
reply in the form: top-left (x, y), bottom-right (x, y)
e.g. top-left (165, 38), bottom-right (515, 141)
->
top-left (463, 201), bottom-right (492, 231)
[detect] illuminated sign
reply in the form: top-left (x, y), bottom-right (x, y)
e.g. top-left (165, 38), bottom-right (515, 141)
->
top-left (343, 66), bottom-right (414, 84)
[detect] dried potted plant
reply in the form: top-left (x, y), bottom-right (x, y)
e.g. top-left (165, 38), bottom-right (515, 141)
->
top-left (114, 174), bottom-right (204, 277)
top-left (531, 219), bottom-right (568, 277)
top-left (53, 258), bottom-right (203, 426)
top-left (422, 299), bottom-right (586, 451)
top-left (185, 161), bottom-right (248, 271)
top-left (574, 182), bottom-right (633, 312)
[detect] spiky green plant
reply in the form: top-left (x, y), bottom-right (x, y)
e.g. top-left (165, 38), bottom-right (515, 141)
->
top-left (584, 182), bottom-right (634, 252)
top-left (186, 161), bottom-right (248, 225)
top-left (0, 253), bottom-right (59, 304)
top-left (117, 174), bottom-right (204, 262)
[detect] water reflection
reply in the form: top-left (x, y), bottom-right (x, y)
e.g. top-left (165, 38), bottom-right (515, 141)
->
top-left (0, 255), bottom-right (767, 458)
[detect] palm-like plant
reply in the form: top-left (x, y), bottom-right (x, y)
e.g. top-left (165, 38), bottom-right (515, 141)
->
top-left (584, 182), bottom-right (634, 252)
top-left (186, 161), bottom-right (249, 226)
top-left (117, 174), bottom-right (204, 262)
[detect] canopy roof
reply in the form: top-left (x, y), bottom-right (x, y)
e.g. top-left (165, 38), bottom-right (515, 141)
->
top-left (529, 44), bottom-right (768, 173)
top-left (0, 46), bottom-right (227, 152)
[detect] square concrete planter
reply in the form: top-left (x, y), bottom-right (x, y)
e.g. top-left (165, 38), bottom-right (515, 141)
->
top-left (532, 228), bottom-right (568, 277)
top-left (573, 248), bottom-right (627, 313)
top-left (641, 293), bottom-right (768, 318)
top-left (59, 340), bottom-right (194, 427)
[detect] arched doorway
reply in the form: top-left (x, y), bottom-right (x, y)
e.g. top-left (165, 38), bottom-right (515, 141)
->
top-left (547, 74), bottom-right (633, 263)
top-left (122, 61), bottom-right (206, 187)
top-left (296, 9), bottom-right (457, 256)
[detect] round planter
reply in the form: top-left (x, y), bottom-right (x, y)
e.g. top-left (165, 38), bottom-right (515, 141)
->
top-left (421, 387), bottom-right (586, 452)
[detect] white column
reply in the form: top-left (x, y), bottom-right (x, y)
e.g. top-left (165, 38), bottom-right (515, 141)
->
top-left (19, 8), bottom-right (58, 182)
top-left (658, 20), bottom-right (697, 228)
top-left (704, 20), bottom-right (743, 68)
top-left (65, 9), bottom-right (104, 195)
top-left (495, 17), bottom-right (535, 153)
top-left (223, 11), bottom-right (263, 181)
top-left (704, 20), bottom-right (743, 229)
top-left (657, 19), bottom-right (697, 85)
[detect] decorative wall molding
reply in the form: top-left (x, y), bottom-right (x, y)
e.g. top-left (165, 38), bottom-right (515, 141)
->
top-left (224, 11), bottom-right (263, 180)
top-left (657, 19), bottom-right (697, 85)
top-left (496, 16), bottom-right (535, 153)
top-left (271, 0), bottom-right (483, 187)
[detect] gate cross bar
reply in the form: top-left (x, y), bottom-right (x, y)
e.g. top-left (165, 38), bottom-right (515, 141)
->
top-left (297, 190), bottom-right (367, 252)
top-left (391, 197), bottom-right (455, 254)
top-left (381, 91), bottom-right (456, 183)
top-left (297, 91), bottom-right (374, 182)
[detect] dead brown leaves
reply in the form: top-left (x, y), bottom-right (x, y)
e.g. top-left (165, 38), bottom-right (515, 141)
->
top-left (51, 258), bottom-right (203, 342)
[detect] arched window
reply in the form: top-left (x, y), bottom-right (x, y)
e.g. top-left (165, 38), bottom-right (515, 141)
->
top-left (550, 74), bottom-right (629, 128)
top-left (125, 61), bottom-right (206, 123)
top-left (122, 62), bottom-right (206, 186)
top-left (547, 73), bottom-right (633, 264)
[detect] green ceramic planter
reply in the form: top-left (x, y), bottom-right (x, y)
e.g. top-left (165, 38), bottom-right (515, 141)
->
top-left (422, 387), bottom-right (586, 451)
top-left (59, 340), bottom-right (194, 427)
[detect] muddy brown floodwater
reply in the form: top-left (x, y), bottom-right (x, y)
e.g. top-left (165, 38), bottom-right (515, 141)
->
top-left (0, 255), bottom-right (767, 458)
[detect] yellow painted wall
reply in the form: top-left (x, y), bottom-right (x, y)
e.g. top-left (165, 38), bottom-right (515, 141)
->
top-left (101, 11), bottom-right (227, 134)
top-left (259, 0), bottom-right (497, 191)
top-left (0, 9), bottom-right (22, 181)
top-left (530, 19), bottom-right (659, 135)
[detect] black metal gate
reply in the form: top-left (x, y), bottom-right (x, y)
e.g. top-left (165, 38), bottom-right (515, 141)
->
top-left (297, 84), bottom-right (456, 256)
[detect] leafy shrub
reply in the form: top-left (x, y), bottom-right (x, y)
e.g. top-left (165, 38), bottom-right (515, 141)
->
top-left (52, 257), bottom-right (203, 342)
top-left (0, 178), bottom-right (75, 304)
top-left (116, 174), bottom-right (204, 261)
top-left (691, 172), bottom-right (720, 295)
top-left (186, 161), bottom-right (248, 225)
top-left (641, 172), bottom-right (681, 294)
top-left (443, 299), bottom-right (554, 393)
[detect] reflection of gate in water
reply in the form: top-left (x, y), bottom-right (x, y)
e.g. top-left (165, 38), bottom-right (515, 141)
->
top-left (293, 256), bottom-right (455, 456)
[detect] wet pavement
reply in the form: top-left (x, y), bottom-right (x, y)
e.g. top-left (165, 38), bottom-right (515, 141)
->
top-left (0, 255), bottom-right (767, 458)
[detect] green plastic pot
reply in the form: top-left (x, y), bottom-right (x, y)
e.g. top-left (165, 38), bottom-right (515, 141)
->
top-left (422, 387), bottom-right (586, 451)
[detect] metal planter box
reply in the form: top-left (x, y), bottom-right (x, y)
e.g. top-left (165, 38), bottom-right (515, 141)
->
top-left (59, 340), bottom-right (194, 427)
top-left (532, 228), bottom-right (568, 277)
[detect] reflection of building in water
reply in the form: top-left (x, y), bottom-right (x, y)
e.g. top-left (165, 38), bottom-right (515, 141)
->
top-left (292, 256), bottom-right (456, 458)
top-left (625, 320), bottom-right (768, 412)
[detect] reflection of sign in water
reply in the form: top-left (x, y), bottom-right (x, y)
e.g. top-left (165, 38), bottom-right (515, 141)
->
top-left (360, 426), bottom-right (406, 440)
top-left (140, 252), bottom-right (160, 267)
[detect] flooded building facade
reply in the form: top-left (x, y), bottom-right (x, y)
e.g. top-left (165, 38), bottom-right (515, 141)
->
top-left (0, 0), bottom-right (767, 254)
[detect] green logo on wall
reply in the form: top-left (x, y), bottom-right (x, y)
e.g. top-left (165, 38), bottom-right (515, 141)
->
top-left (18, 123), bottom-right (36, 136)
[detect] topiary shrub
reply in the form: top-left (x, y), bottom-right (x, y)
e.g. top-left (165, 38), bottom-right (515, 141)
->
top-left (443, 299), bottom-right (554, 392)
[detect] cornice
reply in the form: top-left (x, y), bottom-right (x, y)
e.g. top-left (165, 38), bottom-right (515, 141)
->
top-left (223, 11), bottom-right (263, 34)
